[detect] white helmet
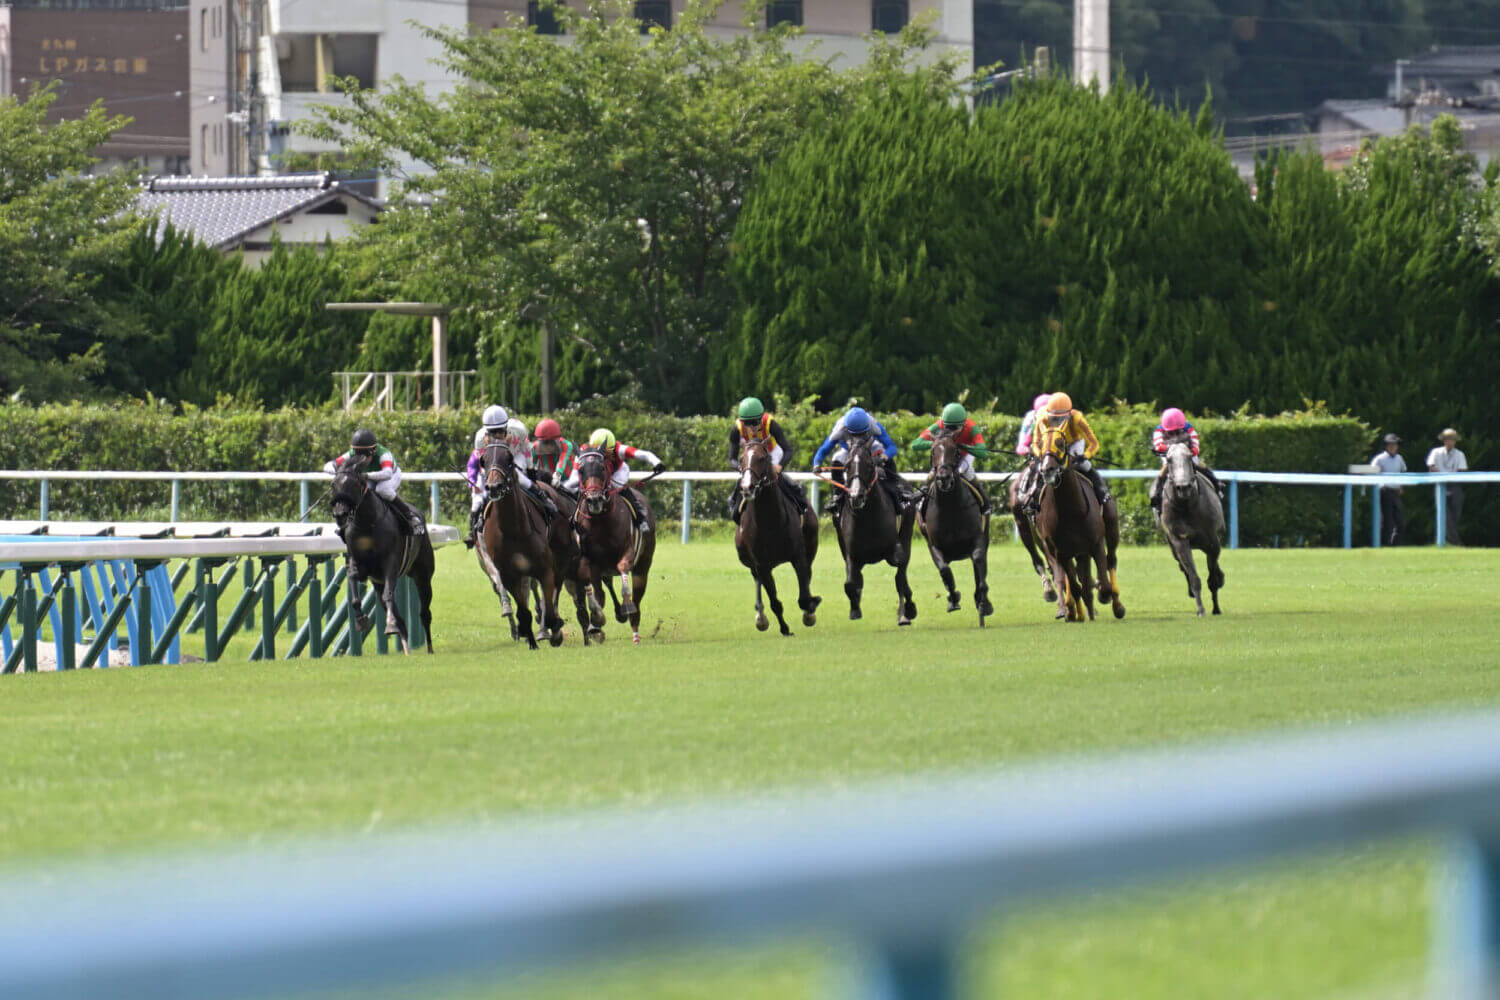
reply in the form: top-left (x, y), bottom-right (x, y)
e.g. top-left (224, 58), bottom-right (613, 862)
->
top-left (482, 404), bottom-right (509, 430)
top-left (506, 417), bottom-right (528, 440)
top-left (473, 428), bottom-right (487, 450)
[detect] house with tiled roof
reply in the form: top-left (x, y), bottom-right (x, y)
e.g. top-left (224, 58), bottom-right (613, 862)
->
top-left (135, 172), bottom-right (380, 268)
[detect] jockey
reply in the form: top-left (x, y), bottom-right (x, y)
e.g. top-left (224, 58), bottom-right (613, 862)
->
top-left (562, 428), bottom-right (664, 535)
top-left (911, 401), bottom-right (991, 514)
top-left (1149, 407), bottom-right (1223, 516)
top-left (323, 428), bottom-right (425, 536)
top-left (472, 405), bottom-right (558, 530)
top-left (812, 406), bottom-right (915, 514)
top-left (530, 418), bottom-right (578, 488)
top-left (464, 426), bottom-right (488, 548)
top-left (726, 396), bottom-right (807, 522)
top-left (1030, 392), bottom-right (1111, 506)
top-left (1015, 393), bottom-right (1051, 455)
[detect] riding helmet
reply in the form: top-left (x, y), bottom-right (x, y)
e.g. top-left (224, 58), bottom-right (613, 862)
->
top-left (737, 397), bottom-right (765, 421)
top-left (1161, 407), bottom-right (1187, 431)
top-left (844, 407), bottom-right (871, 434)
top-left (351, 428), bottom-right (377, 452)
top-left (1032, 393), bottom-right (1052, 412)
top-left (535, 418), bottom-right (563, 440)
top-left (1045, 393), bottom-right (1073, 414)
top-left (482, 404), bottom-right (509, 430)
top-left (588, 428), bottom-right (617, 452)
top-left (507, 417), bottom-right (529, 439)
top-left (941, 402), bottom-right (967, 428)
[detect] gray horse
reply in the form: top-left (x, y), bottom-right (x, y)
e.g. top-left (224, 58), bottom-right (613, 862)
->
top-left (1159, 441), bottom-right (1225, 616)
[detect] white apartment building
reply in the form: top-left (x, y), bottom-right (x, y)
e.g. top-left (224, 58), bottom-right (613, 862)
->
top-left (258, 0), bottom-right (973, 190)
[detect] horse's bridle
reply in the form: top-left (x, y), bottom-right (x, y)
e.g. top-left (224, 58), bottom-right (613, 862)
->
top-left (739, 439), bottom-right (776, 499)
top-left (1037, 426), bottom-right (1070, 489)
top-left (1165, 443), bottom-right (1199, 501)
top-left (578, 450), bottom-right (612, 516)
top-left (484, 441), bottom-right (516, 500)
top-left (330, 456), bottom-right (372, 521)
top-left (930, 431), bottom-right (960, 494)
top-left (846, 437), bottom-right (880, 511)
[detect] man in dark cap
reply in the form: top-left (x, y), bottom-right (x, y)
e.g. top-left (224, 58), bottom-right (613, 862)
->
top-left (1369, 433), bottom-right (1406, 546)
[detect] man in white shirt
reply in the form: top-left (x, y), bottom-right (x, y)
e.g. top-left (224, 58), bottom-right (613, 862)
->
top-left (1370, 433), bottom-right (1406, 546)
top-left (1425, 428), bottom-right (1469, 545)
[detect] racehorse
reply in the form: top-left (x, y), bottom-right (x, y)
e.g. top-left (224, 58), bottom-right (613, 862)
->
top-left (475, 441), bottom-right (576, 649)
top-left (1159, 441), bottom-right (1226, 616)
top-left (1033, 427), bottom-right (1125, 622)
top-left (329, 457), bottom-right (435, 652)
top-left (574, 449), bottom-right (656, 645)
top-left (734, 437), bottom-right (820, 635)
top-left (833, 435), bottom-right (917, 625)
top-left (918, 429), bottom-right (993, 626)
top-left (1009, 471), bottom-right (1057, 604)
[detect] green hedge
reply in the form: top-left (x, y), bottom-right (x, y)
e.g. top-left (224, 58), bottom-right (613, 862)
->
top-left (0, 401), bottom-right (1370, 546)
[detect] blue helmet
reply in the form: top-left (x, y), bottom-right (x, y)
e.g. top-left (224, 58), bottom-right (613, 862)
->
top-left (844, 407), bottom-right (871, 434)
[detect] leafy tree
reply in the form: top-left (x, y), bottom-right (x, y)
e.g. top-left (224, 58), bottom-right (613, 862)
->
top-left (302, 0), bottom-right (953, 413)
top-left (0, 85), bottom-right (143, 400)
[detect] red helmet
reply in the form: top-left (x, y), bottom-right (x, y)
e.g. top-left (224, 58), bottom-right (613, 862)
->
top-left (535, 418), bottom-right (562, 440)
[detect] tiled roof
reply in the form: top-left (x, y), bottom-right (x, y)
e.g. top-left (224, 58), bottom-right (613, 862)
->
top-left (135, 172), bottom-right (381, 250)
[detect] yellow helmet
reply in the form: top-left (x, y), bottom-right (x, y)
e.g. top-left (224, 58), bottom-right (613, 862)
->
top-left (1045, 392), bottom-right (1073, 414)
top-left (588, 428), bottom-right (616, 452)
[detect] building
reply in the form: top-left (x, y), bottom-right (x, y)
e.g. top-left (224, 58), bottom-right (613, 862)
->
top-left (135, 172), bottom-right (380, 267)
top-left (258, 0), bottom-right (974, 193)
top-left (0, 0), bottom-right (238, 177)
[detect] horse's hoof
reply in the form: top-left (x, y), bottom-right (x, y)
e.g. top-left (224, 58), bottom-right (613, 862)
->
top-left (849, 608), bottom-right (862, 621)
top-left (1113, 603), bottom-right (1126, 620)
top-left (549, 631), bottom-right (565, 647)
top-left (632, 633), bottom-right (641, 646)
top-left (946, 596), bottom-right (961, 613)
top-left (587, 628), bottom-right (605, 644)
top-left (354, 615), bottom-right (372, 632)
top-left (755, 615), bottom-right (769, 632)
top-left (526, 639), bottom-right (539, 650)
top-left (780, 626), bottom-right (793, 637)
top-left (1213, 607), bottom-right (1222, 616)
top-left (979, 600), bottom-right (995, 616)
top-left (897, 616), bottom-right (912, 627)
top-left (509, 623), bottom-right (520, 641)
top-left (1043, 588), bottom-right (1057, 603)
top-left (1197, 608), bottom-right (1206, 618)
top-left (904, 601), bottom-right (918, 621)
top-left (1055, 610), bottom-right (1068, 620)
top-left (808, 596), bottom-right (823, 613)
top-left (802, 612), bottom-right (816, 627)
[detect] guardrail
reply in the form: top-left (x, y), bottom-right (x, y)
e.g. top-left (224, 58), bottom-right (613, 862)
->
top-left (3, 709), bottom-right (1500, 999)
top-left (0, 522), bottom-right (459, 673)
top-left (1, 469), bottom-right (1495, 549)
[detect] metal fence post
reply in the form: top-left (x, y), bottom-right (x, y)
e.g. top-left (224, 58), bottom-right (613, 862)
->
top-left (170, 478), bottom-right (181, 523)
top-left (859, 934), bottom-right (959, 1000)
top-left (1436, 483), bottom-right (1448, 547)
top-left (201, 560), bottom-right (220, 664)
top-left (19, 572), bottom-right (37, 673)
top-left (1433, 833), bottom-right (1500, 1000)
top-left (58, 571), bottom-right (76, 671)
top-left (260, 560), bottom-right (278, 661)
top-left (1372, 487), bottom-right (1382, 549)
top-left (1350, 482), bottom-right (1362, 551)
top-left (1228, 478), bottom-right (1240, 550)
top-left (810, 480), bottom-right (820, 513)
top-left (136, 565), bottom-right (153, 666)
top-left (39, 479), bottom-right (49, 522)
top-left (430, 481), bottom-right (441, 525)
top-left (300, 479), bottom-right (311, 521)
top-left (681, 480), bottom-right (692, 545)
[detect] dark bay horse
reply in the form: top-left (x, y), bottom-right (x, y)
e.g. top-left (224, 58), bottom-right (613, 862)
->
top-left (329, 459), bottom-right (435, 653)
top-left (476, 441), bottom-right (576, 649)
top-left (574, 449), bottom-right (656, 645)
top-left (918, 430), bottom-right (993, 626)
top-left (1159, 441), bottom-right (1226, 616)
top-left (734, 437), bottom-right (820, 635)
top-left (1009, 470), bottom-right (1057, 604)
top-left (1033, 428), bottom-right (1125, 622)
top-left (834, 435), bottom-right (917, 625)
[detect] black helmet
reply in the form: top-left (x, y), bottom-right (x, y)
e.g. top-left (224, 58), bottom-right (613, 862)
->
top-left (351, 429), bottom-right (377, 452)
top-left (1383, 433), bottom-right (1401, 445)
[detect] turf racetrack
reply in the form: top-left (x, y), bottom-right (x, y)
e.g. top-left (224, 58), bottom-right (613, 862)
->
top-left (3, 540), bottom-right (1496, 998)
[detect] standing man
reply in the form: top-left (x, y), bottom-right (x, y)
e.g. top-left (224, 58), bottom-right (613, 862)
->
top-left (1425, 428), bottom-right (1469, 545)
top-left (1370, 433), bottom-right (1406, 546)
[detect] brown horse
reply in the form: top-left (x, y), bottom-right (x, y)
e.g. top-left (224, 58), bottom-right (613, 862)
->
top-left (918, 430), bottom-right (993, 626)
top-left (574, 449), bottom-right (656, 645)
top-left (477, 441), bottom-right (567, 649)
top-left (833, 435), bottom-right (917, 625)
top-left (734, 437), bottom-right (821, 635)
top-left (1009, 470), bottom-right (1058, 604)
top-left (1032, 427), bottom-right (1125, 622)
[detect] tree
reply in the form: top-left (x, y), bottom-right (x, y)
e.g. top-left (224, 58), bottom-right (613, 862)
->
top-left (0, 85), bottom-right (143, 400)
top-left (302, 0), bottom-right (951, 413)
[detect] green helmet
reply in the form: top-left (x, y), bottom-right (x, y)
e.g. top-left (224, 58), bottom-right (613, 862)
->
top-left (941, 402), bottom-right (967, 427)
top-left (737, 396), bottom-right (765, 421)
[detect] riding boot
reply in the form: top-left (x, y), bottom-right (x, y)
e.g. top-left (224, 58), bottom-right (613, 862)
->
top-left (626, 487), bottom-right (652, 534)
top-left (1150, 473), bottom-right (1165, 519)
top-left (961, 471), bottom-right (991, 515)
top-left (729, 485), bottom-right (744, 524)
top-left (389, 495), bottom-right (425, 536)
top-left (1083, 465), bottom-right (1111, 506)
top-left (824, 469), bottom-right (845, 514)
top-left (465, 506), bottom-right (483, 548)
top-left (883, 459), bottom-right (915, 512)
top-left (1201, 465), bottom-right (1225, 498)
top-left (526, 484), bottom-right (557, 524)
top-left (778, 476), bottom-right (808, 515)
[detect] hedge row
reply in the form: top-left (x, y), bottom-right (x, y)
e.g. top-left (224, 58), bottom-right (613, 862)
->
top-left (0, 401), bottom-right (1373, 546)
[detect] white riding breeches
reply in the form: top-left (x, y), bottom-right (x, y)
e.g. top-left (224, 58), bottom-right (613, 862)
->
top-left (1068, 439), bottom-right (1087, 460)
top-left (958, 453), bottom-right (975, 478)
top-left (470, 491), bottom-right (485, 513)
top-left (372, 472), bottom-right (400, 501)
top-left (563, 463), bottom-right (630, 493)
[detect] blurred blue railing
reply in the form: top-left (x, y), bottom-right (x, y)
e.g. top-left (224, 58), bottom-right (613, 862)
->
top-left (2, 711), bottom-right (1500, 999)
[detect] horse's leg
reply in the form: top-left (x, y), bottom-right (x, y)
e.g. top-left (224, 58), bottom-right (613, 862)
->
top-left (381, 574), bottom-right (409, 651)
top-left (794, 552), bottom-right (820, 627)
top-left (347, 563), bottom-right (371, 633)
top-left (603, 573), bottom-right (627, 624)
top-left (896, 511), bottom-right (918, 623)
top-left (1171, 535), bottom-right (1205, 617)
top-left (1092, 538), bottom-right (1111, 614)
top-left (972, 533), bottom-right (992, 625)
top-left (760, 567), bottom-right (792, 637)
top-left (511, 575), bottom-right (538, 650)
top-left (928, 539), bottom-right (960, 613)
top-left (477, 541), bottom-right (517, 640)
top-left (844, 553), bottom-right (864, 621)
top-left (629, 568), bottom-right (648, 643)
top-left (753, 574), bottom-right (769, 632)
top-left (541, 566), bottom-right (565, 647)
top-left (1016, 516), bottom-right (1056, 603)
top-left (417, 568), bottom-right (435, 654)
top-left (1046, 547), bottom-right (1071, 621)
top-left (562, 576), bottom-right (592, 644)
top-left (615, 556), bottom-right (637, 627)
top-left (1206, 544), bottom-right (1225, 616)
top-left (1077, 555), bottom-right (1098, 622)
top-left (1104, 497), bottom-right (1125, 619)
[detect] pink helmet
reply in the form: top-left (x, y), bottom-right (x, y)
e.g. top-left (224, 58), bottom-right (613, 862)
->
top-left (1161, 407), bottom-right (1187, 432)
top-left (1032, 393), bottom-right (1051, 412)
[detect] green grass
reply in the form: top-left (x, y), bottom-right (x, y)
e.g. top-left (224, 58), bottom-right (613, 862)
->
top-left (4, 541), bottom-right (1497, 998)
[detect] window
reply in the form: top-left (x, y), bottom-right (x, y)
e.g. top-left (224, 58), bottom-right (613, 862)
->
top-left (766, 0), bottom-right (801, 28)
top-left (527, 0), bottom-right (564, 35)
top-left (200, 125), bottom-right (209, 168)
top-left (871, 0), bottom-right (908, 32)
top-left (199, 8), bottom-right (207, 50)
top-left (634, 0), bottom-right (671, 32)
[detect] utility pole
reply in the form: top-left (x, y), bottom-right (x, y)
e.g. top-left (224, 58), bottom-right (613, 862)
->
top-left (1073, 0), bottom-right (1110, 92)
top-left (540, 321), bottom-right (554, 413)
top-left (247, 0), bottom-right (264, 175)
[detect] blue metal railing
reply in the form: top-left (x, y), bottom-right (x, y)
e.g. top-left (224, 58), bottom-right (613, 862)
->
top-left (2, 710), bottom-right (1500, 999)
